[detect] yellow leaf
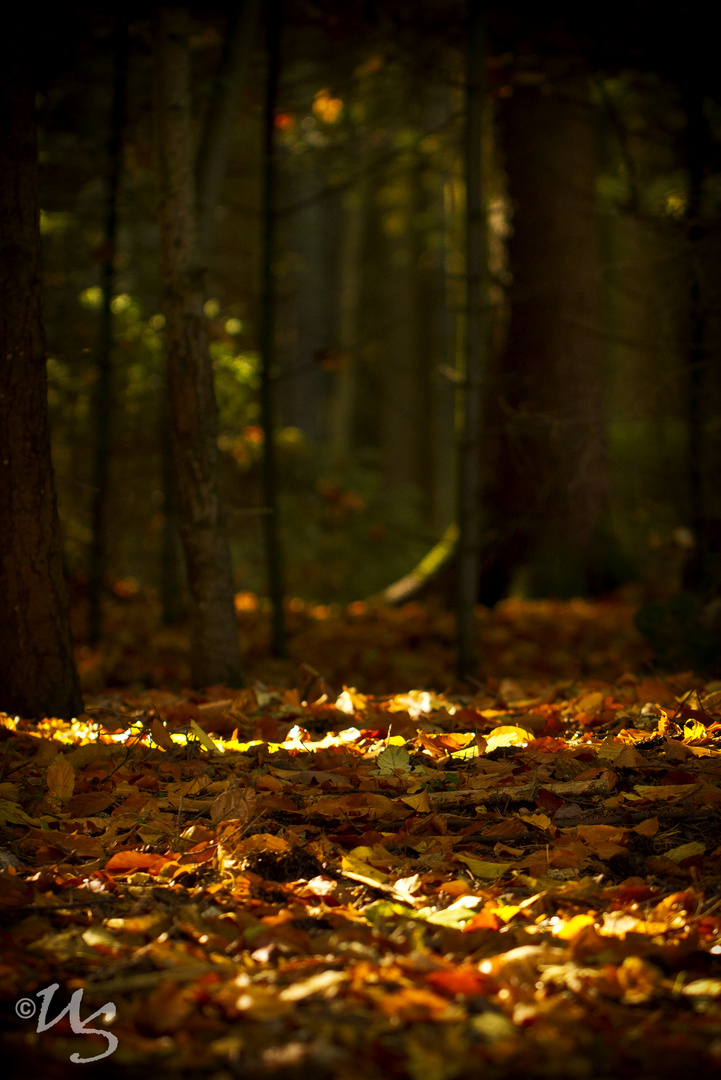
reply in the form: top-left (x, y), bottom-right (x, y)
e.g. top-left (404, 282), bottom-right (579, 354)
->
top-left (485, 725), bottom-right (533, 751)
top-left (189, 719), bottom-right (222, 753)
top-left (665, 841), bottom-right (705, 863)
top-left (493, 904), bottom-right (521, 922)
top-left (401, 792), bottom-right (432, 812)
top-left (554, 913), bottom-right (596, 939)
top-left (341, 854), bottom-right (389, 884)
top-left (335, 688), bottom-right (367, 715)
top-left (377, 745), bottom-right (410, 774)
top-left (682, 978), bottom-right (721, 998)
top-left (454, 853), bottom-right (514, 879)
top-left (683, 718), bottom-right (707, 742)
top-left (519, 812), bottom-right (553, 831)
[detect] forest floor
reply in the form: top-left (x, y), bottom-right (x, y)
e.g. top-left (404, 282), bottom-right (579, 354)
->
top-left (2, 591), bottom-right (721, 1079)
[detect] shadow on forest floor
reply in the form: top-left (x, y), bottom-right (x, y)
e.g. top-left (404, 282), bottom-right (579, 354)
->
top-left (72, 588), bottom-right (657, 698)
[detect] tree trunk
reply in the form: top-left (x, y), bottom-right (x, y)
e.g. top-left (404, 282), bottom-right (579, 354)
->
top-left (680, 73), bottom-right (719, 537)
top-left (0, 33), bottom-right (83, 719)
top-left (328, 154), bottom-right (368, 468)
top-left (259, 0), bottom-right (287, 658)
top-left (276, 53), bottom-right (332, 441)
top-left (484, 74), bottom-right (606, 600)
top-left (379, 141), bottom-right (421, 504)
top-left (456, 4), bottom-right (488, 679)
top-left (88, 18), bottom-right (128, 644)
top-left (155, 6), bottom-right (243, 688)
top-left (196, 0), bottom-right (260, 267)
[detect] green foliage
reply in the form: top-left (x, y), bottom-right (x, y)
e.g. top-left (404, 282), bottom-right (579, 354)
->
top-left (213, 343), bottom-right (261, 430)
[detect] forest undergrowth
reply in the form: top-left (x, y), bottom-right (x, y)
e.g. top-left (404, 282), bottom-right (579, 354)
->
top-left (1, 591), bottom-right (721, 1079)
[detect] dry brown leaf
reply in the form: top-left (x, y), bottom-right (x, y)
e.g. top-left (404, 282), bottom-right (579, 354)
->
top-left (46, 754), bottom-right (75, 801)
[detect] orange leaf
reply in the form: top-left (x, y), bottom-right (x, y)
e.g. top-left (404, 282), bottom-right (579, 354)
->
top-left (376, 986), bottom-right (453, 1021)
top-left (150, 715), bottom-right (174, 750)
top-left (105, 850), bottom-right (162, 872)
top-left (426, 966), bottom-right (490, 996)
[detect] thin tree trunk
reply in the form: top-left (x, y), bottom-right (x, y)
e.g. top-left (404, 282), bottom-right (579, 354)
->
top-left (681, 75), bottom-right (713, 538)
top-left (259, 0), bottom-right (287, 657)
top-left (0, 30), bottom-right (83, 719)
top-left (277, 55), bottom-right (331, 441)
top-left (88, 18), bottom-right (128, 644)
top-left (456, 5), bottom-right (488, 680)
top-left (379, 143), bottom-right (420, 503)
top-left (159, 391), bottom-right (185, 626)
top-left (160, 2), bottom-right (258, 627)
top-left (328, 160), bottom-right (367, 467)
top-left (196, 0), bottom-right (260, 266)
top-left (155, 6), bottom-right (243, 687)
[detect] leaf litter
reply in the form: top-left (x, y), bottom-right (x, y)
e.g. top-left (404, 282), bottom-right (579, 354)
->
top-left (1, 595), bottom-right (721, 1078)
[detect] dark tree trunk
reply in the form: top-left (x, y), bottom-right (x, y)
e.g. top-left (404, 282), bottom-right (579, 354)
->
top-left (484, 75), bottom-right (607, 601)
top-left (0, 34), bottom-right (83, 719)
top-left (88, 18), bottom-right (128, 644)
top-left (259, 0), bottom-right (287, 658)
top-left (155, 7), bottom-right (243, 688)
top-left (680, 73), bottom-right (717, 539)
top-left (456, 5), bottom-right (488, 679)
top-left (159, 393), bottom-right (185, 626)
top-left (159, 1), bottom-right (257, 628)
top-left (196, 0), bottom-right (260, 266)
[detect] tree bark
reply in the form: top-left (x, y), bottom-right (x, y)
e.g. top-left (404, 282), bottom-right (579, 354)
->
top-left (259, 0), bottom-right (287, 658)
top-left (88, 18), bottom-right (128, 644)
top-left (196, 0), bottom-right (260, 267)
top-left (456, 5), bottom-right (488, 679)
top-left (155, 7), bottom-right (243, 687)
top-left (0, 32), bottom-right (83, 719)
top-left (328, 153), bottom-right (368, 468)
top-left (484, 74), bottom-right (606, 600)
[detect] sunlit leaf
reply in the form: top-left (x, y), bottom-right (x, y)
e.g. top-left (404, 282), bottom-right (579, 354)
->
top-left (683, 718), bottom-right (707, 742)
top-left (485, 725), bottom-right (534, 751)
top-left (376, 744), bottom-right (410, 774)
top-left (454, 853), bottom-right (514, 879)
top-left (341, 854), bottom-right (389, 885)
top-left (189, 719), bottom-right (222, 753)
top-left (424, 906), bottom-right (477, 928)
top-left (682, 978), bottom-right (721, 998)
top-left (553, 913), bottom-right (596, 939)
top-left (279, 969), bottom-right (346, 1001)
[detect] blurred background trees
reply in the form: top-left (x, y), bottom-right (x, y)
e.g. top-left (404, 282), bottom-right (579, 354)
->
top-left (27, 1), bottom-right (721, 674)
